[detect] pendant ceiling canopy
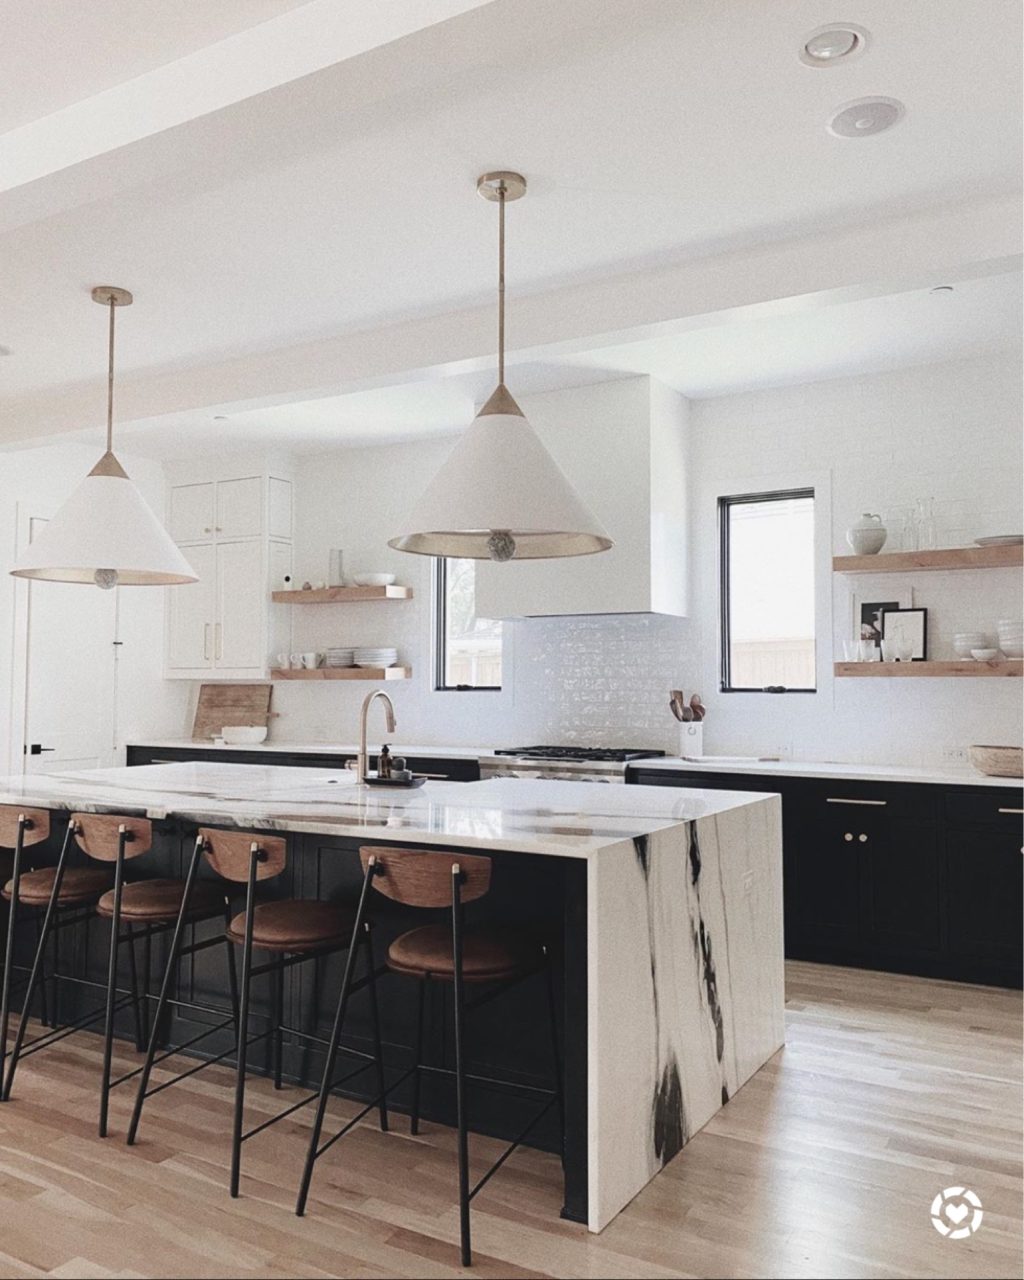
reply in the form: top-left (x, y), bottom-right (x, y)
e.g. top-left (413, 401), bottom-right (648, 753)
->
top-left (389, 172), bottom-right (612, 562)
top-left (10, 287), bottom-right (198, 588)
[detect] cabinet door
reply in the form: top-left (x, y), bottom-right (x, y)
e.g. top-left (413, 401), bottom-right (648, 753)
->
top-left (169, 483), bottom-right (215, 543)
top-left (789, 808), bottom-right (863, 951)
top-left (215, 541), bottom-right (264, 670)
top-left (216, 477), bottom-right (262, 539)
top-left (946, 825), bottom-right (1023, 967)
top-left (166, 543), bottom-right (216, 669)
top-left (862, 817), bottom-right (942, 958)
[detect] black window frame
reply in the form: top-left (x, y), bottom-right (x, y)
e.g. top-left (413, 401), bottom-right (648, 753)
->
top-left (718, 487), bottom-right (817, 694)
top-left (434, 557), bottom-right (502, 692)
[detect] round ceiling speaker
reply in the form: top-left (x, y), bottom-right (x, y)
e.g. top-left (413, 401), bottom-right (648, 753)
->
top-left (827, 97), bottom-right (905, 138)
top-left (800, 24), bottom-right (870, 66)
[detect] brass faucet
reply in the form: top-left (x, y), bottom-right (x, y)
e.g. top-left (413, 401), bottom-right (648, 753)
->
top-left (357, 689), bottom-right (396, 782)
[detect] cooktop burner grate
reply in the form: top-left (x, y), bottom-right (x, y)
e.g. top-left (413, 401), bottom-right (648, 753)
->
top-left (493, 746), bottom-right (665, 762)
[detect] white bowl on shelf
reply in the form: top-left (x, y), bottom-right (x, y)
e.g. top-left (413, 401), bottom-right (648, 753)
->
top-left (221, 725), bottom-right (268, 745)
top-left (953, 633), bottom-right (989, 657)
top-left (970, 648), bottom-right (999, 662)
top-left (352, 573), bottom-right (396, 587)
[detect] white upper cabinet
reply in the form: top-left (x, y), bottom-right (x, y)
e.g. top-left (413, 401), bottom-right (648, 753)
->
top-left (169, 483), bottom-right (215, 543)
top-left (216, 476), bottom-right (262, 538)
top-left (475, 378), bottom-right (690, 618)
top-left (164, 465), bottom-right (292, 680)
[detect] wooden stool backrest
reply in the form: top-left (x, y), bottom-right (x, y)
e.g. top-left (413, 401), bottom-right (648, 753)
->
top-left (71, 813), bottom-right (152, 861)
top-left (200, 828), bottom-right (287, 883)
top-left (360, 846), bottom-right (491, 907)
top-left (0, 806), bottom-right (50, 849)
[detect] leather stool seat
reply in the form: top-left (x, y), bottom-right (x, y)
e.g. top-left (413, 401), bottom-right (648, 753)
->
top-left (97, 877), bottom-right (225, 922)
top-left (226, 899), bottom-right (355, 954)
top-left (387, 925), bottom-right (543, 982)
top-left (3, 866), bottom-right (112, 906)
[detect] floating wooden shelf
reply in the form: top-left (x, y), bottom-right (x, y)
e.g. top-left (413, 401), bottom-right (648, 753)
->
top-left (270, 666), bottom-right (411, 681)
top-left (835, 660), bottom-right (1022, 678)
top-left (833, 545), bottom-right (1022, 574)
top-left (272, 585), bottom-right (412, 603)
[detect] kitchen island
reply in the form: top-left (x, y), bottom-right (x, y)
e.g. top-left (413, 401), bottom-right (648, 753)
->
top-left (0, 762), bottom-right (783, 1232)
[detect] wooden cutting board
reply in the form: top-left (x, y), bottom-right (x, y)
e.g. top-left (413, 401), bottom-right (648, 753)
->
top-left (192, 684), bottom-right (273, 741)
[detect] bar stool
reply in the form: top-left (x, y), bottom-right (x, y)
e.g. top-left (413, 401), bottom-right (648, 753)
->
top-left (297, 846), bottom-right (563, 1268)
top-left (0, 807), bottom-right (61, 1081)
top-left (2, 812), bottom-right (228, 1137)
top-left (127, 827), bottom-right (388, 1199)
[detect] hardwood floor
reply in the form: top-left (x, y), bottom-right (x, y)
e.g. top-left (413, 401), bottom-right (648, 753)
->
top-left (0, 961), bottom-right (1019, 1279)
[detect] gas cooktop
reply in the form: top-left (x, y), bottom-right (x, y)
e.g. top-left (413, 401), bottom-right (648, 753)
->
top-left (493, 746), bottom-right (665, 762)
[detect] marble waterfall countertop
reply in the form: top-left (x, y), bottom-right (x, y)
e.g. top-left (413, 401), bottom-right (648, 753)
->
top-left (0, 762), bottom-right (775, 858)
top-left (628, 755), bottom-right (1023, 788)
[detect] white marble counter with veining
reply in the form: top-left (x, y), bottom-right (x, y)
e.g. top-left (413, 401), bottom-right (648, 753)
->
top-left (628, 755), bottom-right (1023, 788)
top-left (0, 762), bottom-right (774, 858)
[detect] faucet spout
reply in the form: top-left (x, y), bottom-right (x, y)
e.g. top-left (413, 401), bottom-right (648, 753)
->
top-left (357, 689), bottom-right (397, 782)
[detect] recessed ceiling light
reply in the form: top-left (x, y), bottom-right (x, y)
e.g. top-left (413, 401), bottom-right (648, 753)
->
top-left (827, 96), bottom-right (904, 138)
top-left (800, 24), bottom-right (870, 66)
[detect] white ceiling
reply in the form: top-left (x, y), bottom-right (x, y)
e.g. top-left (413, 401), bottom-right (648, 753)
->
top-left (0, 0), bottom-right (1020, 429)
top-left (0, 0), bottom-right (311, 132)
top-left (45, 268), bottom-right (1018, 459)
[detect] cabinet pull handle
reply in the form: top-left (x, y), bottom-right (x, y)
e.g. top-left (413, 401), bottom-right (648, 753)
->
top-left (843, 832), bottom-right (853, 842)
top-left (858, 833), bottom-right (868, 842)
top-left (998, 807), bottom-right (1023, 815)
top-left (203, 526), bottom-right (212, 534)
top-left (203, 623), bottom-right (211, 660)
top-left (826, 797), bottom-right (886, 806)
top-left (214, 622), bottom-right (223, 660)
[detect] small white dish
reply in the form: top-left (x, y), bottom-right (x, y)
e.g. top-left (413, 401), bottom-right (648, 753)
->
top-left (353, 573), bottom-right (396, 587)
top-left (975, 535), bottom-right (1024, 547)
top-left (221, 725), bottom-right (268, 745)
top-left (970, 648), bottom-right (999, 662)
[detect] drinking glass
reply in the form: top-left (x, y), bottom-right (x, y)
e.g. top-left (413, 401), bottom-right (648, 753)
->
top-left (915, 497), bottom-right (937, 551)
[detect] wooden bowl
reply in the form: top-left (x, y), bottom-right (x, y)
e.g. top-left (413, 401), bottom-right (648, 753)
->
top-left (968, 745), bottom-right (1023, 778)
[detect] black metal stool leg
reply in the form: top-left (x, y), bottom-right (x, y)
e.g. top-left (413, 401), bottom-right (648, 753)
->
top-left (363, 923), bottom-right (388, 1133)
top-left (3, 822), bottom-right (74, 1101)
top-left (99, 829), bottom-right (130, 1137)
top-left (451, 865), bottom-right (471, 1267)
top-left (33, 915), bottom-right (50, 1028)
top-left (223, 905), bottom-right (239, 1032)
top-left (141, 925), bottom-right (152, 1045)
top-left (0, 815), bottom-right (28, 1092)
top-left (126, 924), bottom-right (145, 1053)
top-left (410, 975), bottom-right (427, 1136)
top-left (271, 955), bottom-right (284, 1091)
top-left (230, 846), bottom-right (260, 1197)
top-left (296, 857), bottom-right (377, 1217)
top-left (126, 837), bottom-right (202, 1146)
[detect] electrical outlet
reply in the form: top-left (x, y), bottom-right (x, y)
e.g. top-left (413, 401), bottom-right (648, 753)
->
top-left (941, 747), bottom-right (968, 765)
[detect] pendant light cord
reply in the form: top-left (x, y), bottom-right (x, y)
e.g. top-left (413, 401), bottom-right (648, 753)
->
top-left (497, 179), bottom-right (506, 386)
top-left (106, 295), bottom-right (116, 454)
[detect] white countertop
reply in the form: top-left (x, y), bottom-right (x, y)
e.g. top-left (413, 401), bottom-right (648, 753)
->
top-left (627, 756), bottom-right (1023, 789)
top-left (0, 762), bottom-right (776, 859)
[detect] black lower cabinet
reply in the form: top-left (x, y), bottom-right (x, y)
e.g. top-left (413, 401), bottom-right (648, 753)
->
top-left (126, 744), bottom-right (481, 782)
top-left (628, 767), bottom-right (1022, 988)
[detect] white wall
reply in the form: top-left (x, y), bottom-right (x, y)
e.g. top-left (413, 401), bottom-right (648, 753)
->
top-left (0, 443), bottom-right (188, 773)
top-left (690, 350), bottom-right (1023, 764)
top-left (271, 350), bottom-right (1022, 763)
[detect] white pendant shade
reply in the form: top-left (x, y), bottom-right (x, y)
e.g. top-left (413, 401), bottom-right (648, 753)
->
top-left (388, 388), bottom-right (612, 560)
top-left (10, 455), bottom-right (198, 586)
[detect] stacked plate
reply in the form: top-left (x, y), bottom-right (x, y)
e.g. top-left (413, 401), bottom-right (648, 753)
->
top-left (325, 647), bottom-right (355, 668)
top-left (997, 619), bottom-right (1023, 659)
top-left (953, 631), bottom-right (988, 658)
top-left (354, 647), bottom-right (398, 669)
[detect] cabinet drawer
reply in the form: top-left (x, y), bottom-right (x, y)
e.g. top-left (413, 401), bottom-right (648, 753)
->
top-left (798, 781), bottom-right (936, 821)
top-left (944, 789), bottom-right (1024, 828)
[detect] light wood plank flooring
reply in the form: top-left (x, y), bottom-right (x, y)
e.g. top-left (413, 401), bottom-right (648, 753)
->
top-left (0, 961), bottom-right (1019, 1279)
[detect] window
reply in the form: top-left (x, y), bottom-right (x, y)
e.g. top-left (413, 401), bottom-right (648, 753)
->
top-left (719, 489), bottom-right (815, 692)
top-left (435, 558), bottom-right (503, 690)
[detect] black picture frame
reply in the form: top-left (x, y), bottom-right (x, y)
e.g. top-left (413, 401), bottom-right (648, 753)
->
top-left (881, 607), bottom-right (928, 661)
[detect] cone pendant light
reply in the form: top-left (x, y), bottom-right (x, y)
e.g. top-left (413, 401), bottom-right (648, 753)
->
top-left (389, 172), bottom-right (612, 561)
top-left (10, 287), bottom-right (197, 587)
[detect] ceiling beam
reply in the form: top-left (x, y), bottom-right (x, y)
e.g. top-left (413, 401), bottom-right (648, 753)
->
top-left (1, 194), bottom-right (1018, 446)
